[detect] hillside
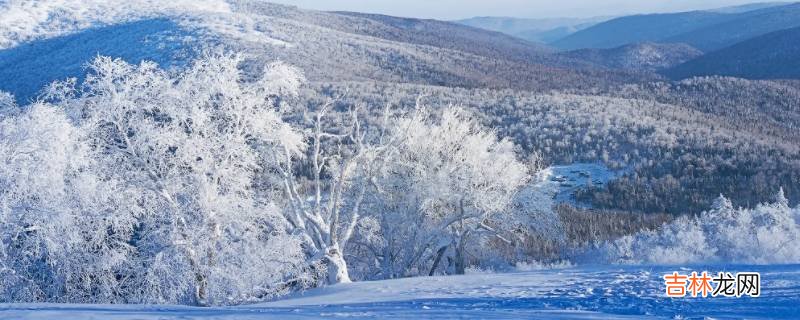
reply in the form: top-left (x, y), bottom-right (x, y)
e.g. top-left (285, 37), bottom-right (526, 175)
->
top-left (0, 18), bottom-right (198, 102)
top-left (0, 1), bottom-right (645, 103)
top-left (330, 12), bottom-right (556, 58)
top-left (552, 2), bottom-right (800, 51)
top-left (664, 26), bottom-right (800, 80)
top-left (454, 16), bottom-right (608, 43)
top-left (551, 11), bottom-right (731, 50)
top-left (314, 77), bottom-right (800, 214)
top-left (559, 42), bottom-right (702, 71)
top-left (666, 3), bottom-right (800, 51)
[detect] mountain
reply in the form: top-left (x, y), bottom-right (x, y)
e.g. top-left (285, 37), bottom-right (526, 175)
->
top-left (560, 42), bottom-right (703, 71)
top-left (329, 11), bottom-right (555, 60)
top-left (709, 1), bottom-right (791, 13)
top-left (664, 26), bottom-right (800, 80)
top-left (551, 11), bottom-right (730, 50)
top-left (0, 1), bottom-right (645, 103)
top-left (454, 16), bottom-right (610, 44)
top-left (552, 2), bottom-right (800, 51)
top-left (666, 3), bottom-right (800, 51)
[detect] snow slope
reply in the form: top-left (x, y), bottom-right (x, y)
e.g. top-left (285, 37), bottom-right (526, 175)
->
top-left (0, 0), bottom-right (646, 102)
top-left (539, 163), bottom-right (626, 207)
top-left (0, 0), bottom-right (231, 49)
top-left (1, 264), bottom-right (798, 319)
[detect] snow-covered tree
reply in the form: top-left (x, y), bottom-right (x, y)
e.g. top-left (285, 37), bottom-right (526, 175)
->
top-left (595, 190), bottom-right (800, 265)
top-left (69, 55), bottom-right (308, 305)
top-left (0, 91), bottom-right (14, 111)
top-left (0, 102), bottom-right (94, 301)
top-left (0, 54), bottom-right (310, 306)
top-left (274, 102), bottom-right (396, 284)
top-left (359, 106), bottom-right (530, 276)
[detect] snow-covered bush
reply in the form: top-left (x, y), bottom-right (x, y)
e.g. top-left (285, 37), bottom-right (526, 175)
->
top-left (592, 190), bottom-right (800, 265)
top-left (0, 54), bottom-right (308, 305)
top-left (348, 106), bottom-right (533, 278)
top-left (0, 91), bottom-right (13, 110)
top-left (0, 102), bottom-right (98, 302)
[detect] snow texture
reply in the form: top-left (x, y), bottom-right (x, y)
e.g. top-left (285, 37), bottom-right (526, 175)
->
top-left (0, 0), bottom-right (230, 49)
top-left (539, 163), bottom-right (625, 207)
top-left (1, 264), bottom-right (798, 319)
top-left (591, 192), bottom-right (800, 265)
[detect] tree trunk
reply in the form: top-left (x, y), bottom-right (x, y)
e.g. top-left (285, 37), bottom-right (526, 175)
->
top-left (454, 234), bottom-right (468, 275)
top-left (428, 245), bottom-right (448, 276)
top-left (184, 249), bottom-right (208, 306)
top-left (194, 271), bottom-right (208, 306)
top-left (325, 246), bottom-right (351, 284)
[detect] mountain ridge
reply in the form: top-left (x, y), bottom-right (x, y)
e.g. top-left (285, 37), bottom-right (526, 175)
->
top-left (553, 2), bottom-right (800, 51)
top-left (0, 0), bottom-right (649, 102)
top-left (664, 26), bottom-right (800, 80)
top-left (454, 16), bottom-right (610, 43)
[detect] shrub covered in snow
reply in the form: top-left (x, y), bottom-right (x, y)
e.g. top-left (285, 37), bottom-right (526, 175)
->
top-left (0, 54), bottom-right (308, 306)
top-left (592, 190), bottom-right (800, 265)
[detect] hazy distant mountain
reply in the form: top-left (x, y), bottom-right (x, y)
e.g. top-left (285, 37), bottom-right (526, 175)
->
top-left (561, 42), bottom-right (703, 71)
top-left (708, 1), bottom-right (791, 13)
top-left (666, 3), bottom-right (800, 51)
top-left (331, 12), bottom-right (556, 60)
top-left (552, 2), bottom-right (800, 51)
top-left (551, 11), bottom-right (731, 50)
top-left (454, 16), bottom-right (610, 43)
top-left (664, 26), bottom-right (800, 80)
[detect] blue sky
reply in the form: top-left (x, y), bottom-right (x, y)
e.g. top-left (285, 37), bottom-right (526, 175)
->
top-left (269, 0), bottom-right (777, 19)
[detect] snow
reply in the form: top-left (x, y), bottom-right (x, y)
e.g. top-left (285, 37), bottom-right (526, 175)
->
top-left (2, 264), bottom-right (798, 319)
top-left (0, 0), bottom-right (231, 49)
top-left (0, 18), bottom-right (197, 103)
top-left (0, 0), bottom-right (292, 51)
top-left (0, 0), bottom-right (299, 102)
top-left (538, 163), bottom-right (625, 207)
top-left (0, 1), bottom-right (797, 319)
top-left (590, 193), bottom-right (800, 265)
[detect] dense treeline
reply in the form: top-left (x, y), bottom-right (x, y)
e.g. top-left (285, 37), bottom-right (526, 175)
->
top-left (306, 79), bottom-right (800, 215)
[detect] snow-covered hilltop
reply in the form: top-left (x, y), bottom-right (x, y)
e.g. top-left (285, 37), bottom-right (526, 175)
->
top-left (0, 0), bottom-right (231, 48)
top-left (0, 0), bottom-right (642, 102)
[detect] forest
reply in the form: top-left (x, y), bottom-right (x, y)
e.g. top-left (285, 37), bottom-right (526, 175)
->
top-left (1, 0), bottom-right (799, 313)
top-left (3, 52), bottom-right (799, 307)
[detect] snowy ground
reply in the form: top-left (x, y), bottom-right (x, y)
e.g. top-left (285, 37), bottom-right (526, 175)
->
top-left (2, 264), bottom-right (797, 319)
top-left (542, 163), bottom-right (626, 207)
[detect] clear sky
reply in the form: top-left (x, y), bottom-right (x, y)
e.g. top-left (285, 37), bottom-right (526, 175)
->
top-left (267, 0), bottom-right (779, 20)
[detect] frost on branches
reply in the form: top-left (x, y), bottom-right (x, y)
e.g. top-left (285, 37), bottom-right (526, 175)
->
top-left (0, 55), bottom-right (553, 305)
top-left (0, 55), bottom-right (307, 306)
top-left (594, 190), bottom-right (800, 265)
top-left (348, 107), bottom-right (534, 278)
